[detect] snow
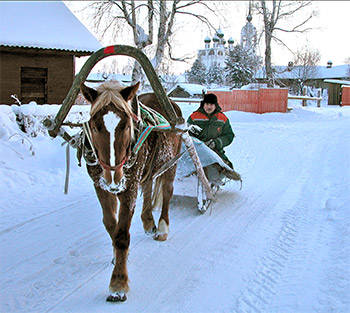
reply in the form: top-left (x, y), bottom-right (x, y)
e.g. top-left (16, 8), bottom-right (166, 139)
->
top-left (1, 100), bottom-right (349, 313)
top-left (0, 1), bottom-right (101, 53)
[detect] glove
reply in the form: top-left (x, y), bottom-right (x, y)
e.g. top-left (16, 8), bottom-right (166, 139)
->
top-left (188, 124), bottom-right (202, 136)
top-left (205, 139), bottom-right (216, 149)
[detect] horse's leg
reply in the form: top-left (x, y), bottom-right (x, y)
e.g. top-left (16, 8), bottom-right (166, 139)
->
top-left (87, 166), bottom-right (117, 241)
top-left (141, 180), bottom-right (157, 235)
top-left (94, 187), bottom-right (118, 240)
top-left (154, 168), bottom-right (176, 241)
top-left (107, 191), bottom-right (136, 302)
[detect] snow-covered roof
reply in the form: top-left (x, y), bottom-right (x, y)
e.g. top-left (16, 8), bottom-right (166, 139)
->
top-left (0, 1), bottom-right (102, 54)
top-left (87, 73), bottom-right (132, 83)
top-left (324, 79), bottom-right (350, 85)
top-left (255, 65), bottom-right (350, 80)
top-left (167, 83), bottom-right (207, 97)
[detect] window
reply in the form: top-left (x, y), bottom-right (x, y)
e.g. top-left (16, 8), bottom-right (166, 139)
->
top-left (21, 67), bottom-right (48, 104)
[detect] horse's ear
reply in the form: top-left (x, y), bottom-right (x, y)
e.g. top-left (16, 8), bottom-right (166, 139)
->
top-left (120, 82), bottom-right (140, 102)
top-left (80, 83), bottom-right (98, 104)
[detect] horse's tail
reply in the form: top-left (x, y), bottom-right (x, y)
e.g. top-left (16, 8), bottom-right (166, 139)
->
top-left (151, 176), bottom-right (163, 210)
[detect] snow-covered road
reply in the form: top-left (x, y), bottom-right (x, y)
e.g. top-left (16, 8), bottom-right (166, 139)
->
top-left (1, 104), bottom-right (349, 313)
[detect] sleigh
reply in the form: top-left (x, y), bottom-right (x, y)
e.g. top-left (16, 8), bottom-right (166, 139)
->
top-left (175, 137), bottom-right (241, 213)
top-left (43, 45), bottom-right (241, 214)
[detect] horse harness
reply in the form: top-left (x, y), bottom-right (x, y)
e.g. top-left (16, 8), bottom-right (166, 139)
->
top-left (75, 96), bottom-right (184, 178)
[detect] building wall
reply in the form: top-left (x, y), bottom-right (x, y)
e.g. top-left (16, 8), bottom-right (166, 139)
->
top-left (341, 86), bottom-right (350, 106)
top-left (0, 50), bottom-right (74, 104)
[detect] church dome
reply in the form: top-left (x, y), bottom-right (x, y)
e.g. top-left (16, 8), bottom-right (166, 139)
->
top-left (212, 35), bottom-right (220, 42)
top-left (216, 28), bottom-right (224, 38)
top-left (204, 36), bottom-right (211, 43)
top-left (247, 14), bottom-right (252, 22)
top-left (228, 37), bottom-right (234, 44)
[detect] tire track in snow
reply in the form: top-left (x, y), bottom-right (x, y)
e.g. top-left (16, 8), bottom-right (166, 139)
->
top-left (137, 190), bottom-right (276, 313)
top-left (50, 173), bottom-right (286, 313)
top-left (0, 193), bottom-right (92, 236)
top-left (42, 194), bottom-right (204, 313)
top-left (1, 193), bottom-right (109, 313)
top-left (234, 137), bottom-right (327, 313)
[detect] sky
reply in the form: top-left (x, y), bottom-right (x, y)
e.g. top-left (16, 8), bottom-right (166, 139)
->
top-left (65, 1), bottom-right (350, 74)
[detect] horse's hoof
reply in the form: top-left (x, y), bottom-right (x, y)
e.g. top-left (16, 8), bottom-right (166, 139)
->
top-left (144, 226), bottom-right (157, 236)
top-left (153, 232), bottom-right (168, 241)
top-left (106, 291), bottom-right (127, 302)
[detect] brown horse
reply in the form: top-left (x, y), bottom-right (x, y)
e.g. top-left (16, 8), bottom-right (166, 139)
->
top-left (80, 81), bottom-right (182, 302)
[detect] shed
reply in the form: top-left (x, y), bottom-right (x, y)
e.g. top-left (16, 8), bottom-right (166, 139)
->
top-left (167, 83), bottom-right (207, 98)
top-left (324, 79), bottom-right (350, 105)
top-left (0, 1), bottom-right (102, 105)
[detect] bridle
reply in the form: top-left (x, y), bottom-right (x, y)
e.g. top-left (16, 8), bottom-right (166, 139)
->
top-left (82, 108), bottom-right (141, 172)
top-left (98, 155), bottom-right (128, 172)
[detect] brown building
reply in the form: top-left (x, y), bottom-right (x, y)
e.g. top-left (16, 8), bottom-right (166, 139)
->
top-left (0, 2), bottom-right (101, 105)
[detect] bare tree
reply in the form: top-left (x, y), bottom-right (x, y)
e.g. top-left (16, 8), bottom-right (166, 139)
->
top-left (88, 0), bottom-right (215, 83)
top-left (292, 46), bottom-right (321, 94)
top-left (253, 1), bottom-right (316, 86)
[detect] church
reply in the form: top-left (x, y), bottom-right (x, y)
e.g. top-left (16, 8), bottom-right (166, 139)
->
top-left (197, 6), bottom-right (258, 70)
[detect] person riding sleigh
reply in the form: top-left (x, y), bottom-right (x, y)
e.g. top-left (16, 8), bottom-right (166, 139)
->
top-left (187, 93), bottom-right (234, 169)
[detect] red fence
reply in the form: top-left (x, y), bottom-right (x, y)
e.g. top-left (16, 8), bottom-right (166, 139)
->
top-left (210, 88), bottom-right (288, 114)
top-left (341, 86), bottom-right (350, 106)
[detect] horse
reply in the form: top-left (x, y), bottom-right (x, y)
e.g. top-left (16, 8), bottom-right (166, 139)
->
top-left (80, 80), bottom-right (182, 302)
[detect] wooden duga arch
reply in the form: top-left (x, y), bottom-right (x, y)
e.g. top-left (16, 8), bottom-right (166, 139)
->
top-left (43, 45), bottom-right (213, 199)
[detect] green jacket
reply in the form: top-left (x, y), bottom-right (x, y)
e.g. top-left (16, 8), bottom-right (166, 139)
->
top-left (187, 105), bottom-right (234, 161)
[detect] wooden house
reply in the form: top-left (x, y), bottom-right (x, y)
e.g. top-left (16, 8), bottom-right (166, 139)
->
top-left (167, 83), bottom-right (207, 98)
top-left (0, 2), bottom-right (101, 105)
top-left (255, 64), bottom-right (350, 99)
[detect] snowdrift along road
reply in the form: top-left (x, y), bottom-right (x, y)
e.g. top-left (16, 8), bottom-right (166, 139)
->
top-left (1, 103), bottom-right (349, 313)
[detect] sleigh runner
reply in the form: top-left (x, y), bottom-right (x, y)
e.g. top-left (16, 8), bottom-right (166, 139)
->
top-left (43, 45), bottom-right (241, 302)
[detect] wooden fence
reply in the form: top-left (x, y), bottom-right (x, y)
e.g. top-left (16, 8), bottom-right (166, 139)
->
top-left (288, 87), bottom-right (322, 107)
top-left (341, 86), bottom-right (350, 106)
top-left (209, 88), bottom-right (288, 114)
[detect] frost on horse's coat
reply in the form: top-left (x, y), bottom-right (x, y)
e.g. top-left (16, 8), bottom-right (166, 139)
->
top-left (80, 81), bottom-right (182, 302)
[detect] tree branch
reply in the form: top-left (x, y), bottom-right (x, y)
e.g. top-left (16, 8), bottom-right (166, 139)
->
top-left (271, 35), bottom-right (294, 54)
top-left (274, 13), bottom-right (313, 33)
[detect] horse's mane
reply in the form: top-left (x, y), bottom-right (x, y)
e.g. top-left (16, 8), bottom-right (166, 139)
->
top-left (90, 81), bottom-right (135, 139)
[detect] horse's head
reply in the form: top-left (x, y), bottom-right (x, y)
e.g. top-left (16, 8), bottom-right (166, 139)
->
top-left (81, 81), bottom-right (140, 193)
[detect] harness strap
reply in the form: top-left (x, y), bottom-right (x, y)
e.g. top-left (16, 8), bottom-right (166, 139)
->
top-left (132, 123), bottom-right (171, 154)
top-left (151, 150), bottom-right (185, 180)
top-left (82, 122), bottom-right (99, 164)
top-left (132, 102), bottom-right (171, 154)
